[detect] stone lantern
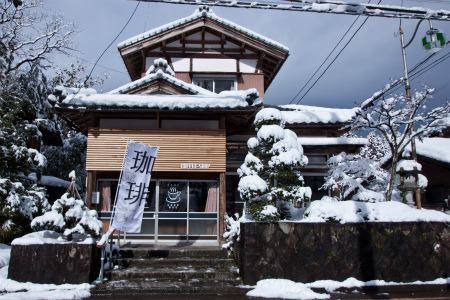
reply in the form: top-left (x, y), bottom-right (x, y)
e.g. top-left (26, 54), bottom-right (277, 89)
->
top-left (396, 152), bottom-right (422, 208)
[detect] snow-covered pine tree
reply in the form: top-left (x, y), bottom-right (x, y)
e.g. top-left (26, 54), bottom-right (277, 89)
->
top-left (238, 108), bottom-right (311, 221)
top-left (356, 132), bottom-right (391, 162)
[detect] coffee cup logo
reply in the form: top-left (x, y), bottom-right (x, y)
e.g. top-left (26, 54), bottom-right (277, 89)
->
top-left (166, 185), bottom-right (182, 209)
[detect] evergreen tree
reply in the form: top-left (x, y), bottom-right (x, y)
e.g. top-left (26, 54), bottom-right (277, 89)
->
top-left (238, 108), bottom-right (311, 221)
top-left (0, 0), bottom-right (77, 243)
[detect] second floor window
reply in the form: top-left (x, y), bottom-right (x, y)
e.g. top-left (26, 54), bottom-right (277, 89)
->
top-left (193, 76), bottom-right (236, 93)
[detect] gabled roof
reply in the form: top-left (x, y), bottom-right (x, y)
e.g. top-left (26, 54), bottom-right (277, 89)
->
top-left (118, 7), bottom-right (289, 52)
top-left (118, 6), bottom-right (289, 91)
top-left (108, 58), bottom-right (215, 95)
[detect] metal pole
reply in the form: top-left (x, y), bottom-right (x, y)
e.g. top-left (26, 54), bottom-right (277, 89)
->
top-left (400, 27), bottom-right (422, 209)
top-left (99, 247), bottom-right (105, 282)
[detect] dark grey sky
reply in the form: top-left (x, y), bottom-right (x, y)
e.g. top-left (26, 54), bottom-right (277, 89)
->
top-left (47, 0), bottom-right (450, 109)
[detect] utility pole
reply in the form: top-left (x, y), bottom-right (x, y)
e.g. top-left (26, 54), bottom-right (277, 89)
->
top-left (399, 25), bottom-right (422, 209)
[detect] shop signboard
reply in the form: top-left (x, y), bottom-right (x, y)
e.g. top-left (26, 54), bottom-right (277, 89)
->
top-left (112, 141), bottom-right (158, 233)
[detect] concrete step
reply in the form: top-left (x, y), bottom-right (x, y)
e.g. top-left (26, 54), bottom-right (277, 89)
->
top-left (107, 265), bottom-right (240, 281)
top-left (114, 257), bottom-right (236, 269)
top-left (94, 246), bottom-right (242, 295)
top-left (92, 278), bottom-right (248, 295)
top-left (119, 247), bottom-right (229, 259)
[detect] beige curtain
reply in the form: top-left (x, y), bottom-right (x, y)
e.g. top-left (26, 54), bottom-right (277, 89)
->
top-left (204, 182), bottom-right (217, 212)
top-left (99, 181), bottom-right (111, 211)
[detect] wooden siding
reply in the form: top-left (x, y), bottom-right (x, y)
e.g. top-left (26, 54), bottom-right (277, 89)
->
top-left (238, 74), bottom-right (264, 99)
top-left (87, 128), bottom-right (226, 172)
top-left (175, 72), bottom-right (191, 84)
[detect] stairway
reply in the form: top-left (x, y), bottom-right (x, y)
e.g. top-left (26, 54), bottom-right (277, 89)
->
top-left (92, 246), bottom-right (246, 296)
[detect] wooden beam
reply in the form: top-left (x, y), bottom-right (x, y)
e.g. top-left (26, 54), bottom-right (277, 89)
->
top-left (219, 172), bottom-right (226, 241)
top-left (181, 40), bottom-right (224, 45)
top-left (86, 171), bottom-right (96, 209)
top-left (146, 52), bottom-right (259, 59)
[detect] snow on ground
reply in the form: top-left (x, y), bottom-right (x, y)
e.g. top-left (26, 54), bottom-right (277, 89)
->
top-left (247, 279), bottom-right (330, 299)
top-left (246, 277), bottom-right (450, 299)
top-left (0, 245), bottom-right (10, 269)
top-left (0, 244), bottom-right (91, 300)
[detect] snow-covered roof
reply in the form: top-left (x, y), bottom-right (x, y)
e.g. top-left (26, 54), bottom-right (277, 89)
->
top-left (118, 6), bottom-right (289, 52)
top-left (416, 138), bottom-right (450, 165)
top-left (279, 105), bottom-right (358, 124)
top-left (60, 92), bottom-right (261, 110)
top-left (107, 68), bottom-right (214, 95)
top-left (298, 137), bottom-right (367, 146)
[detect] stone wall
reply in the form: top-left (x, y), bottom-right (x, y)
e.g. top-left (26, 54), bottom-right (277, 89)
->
top-left (8, 244), bottom-right (101, 284)
top-left (238, 222), bottom-right (450, 285)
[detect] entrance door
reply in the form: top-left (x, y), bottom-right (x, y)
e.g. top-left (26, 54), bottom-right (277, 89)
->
top-left (155, 180), bottom-right (219, 241)
top-left (99, 179), bottom-right (218, 242)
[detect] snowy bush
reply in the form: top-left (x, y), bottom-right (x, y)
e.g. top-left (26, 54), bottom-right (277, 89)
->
top-left (322, 152), bottom-right (389, 202)
top-left (31, 193), bottom-right (103, 241)
top-left (238, 108), bottom-right (311, 221)
top-left (222, 213), bottom-right (241, 252)
top-left (0, 178), bottom-right (50, 244)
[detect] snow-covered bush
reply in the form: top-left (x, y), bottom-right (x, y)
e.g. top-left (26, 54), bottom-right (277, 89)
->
top-left (0, 178), bottom-right (50, 244)
top-left (238, 108), bottom-right (311, 221)
top-left (222, 213), bottom-right (241, 252)
top-left (31, 193), bottom-right (103, 241)
top-left (322, 152), bottom-right (388, 202)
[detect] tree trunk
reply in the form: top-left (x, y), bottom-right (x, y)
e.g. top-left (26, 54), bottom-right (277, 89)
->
top-left (386, 159), bottom-right (398, 202)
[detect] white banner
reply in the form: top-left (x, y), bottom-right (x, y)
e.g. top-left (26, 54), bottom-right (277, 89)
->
top-left (112, 142), bottom-right (158, 233)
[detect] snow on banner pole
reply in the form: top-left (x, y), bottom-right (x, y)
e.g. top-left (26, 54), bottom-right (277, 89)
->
top-left (111, 141), bottom-right (159, 233)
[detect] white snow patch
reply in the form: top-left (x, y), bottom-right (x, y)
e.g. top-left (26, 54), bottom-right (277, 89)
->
top-left (305, 277), bottom-right (450, 293)
top-left (279, 105), bottom-right (358, 124)
top-left (248, 277), bottom-right (450, 299)
top-left (396, 160), bottom-right (422, 172)
top-left (62, 93), bottom-right (255, 110)
top-left (299, 200), bottom-right (450, 223)
top-left (0, 245), bottom-right (11, 269)
top-left (247, 279), bottom-right (329, 299)
top-left (298, 137), bottom-right (367, 146)
top-left (11, 231), bottom-right (95, 246)
top-left (416, 138), bottom-right (450, 165)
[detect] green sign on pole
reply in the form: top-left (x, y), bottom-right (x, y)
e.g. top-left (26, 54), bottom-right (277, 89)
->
top-left (422, 30), bottom-right (446, 52)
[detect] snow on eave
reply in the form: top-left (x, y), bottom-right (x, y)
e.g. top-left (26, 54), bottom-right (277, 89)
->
top-left (416, 138), bottom-right (450, 165)
top-left (298, 137), bottom-right (367, 146)
top-left (279, 104), bottom-right (358, 124)
top-left (62, 93), bottom-right (259, 110)
top-left (117, 7), bottom-right (289, 52)
top-left (107, 70), bottom-right (215, 95)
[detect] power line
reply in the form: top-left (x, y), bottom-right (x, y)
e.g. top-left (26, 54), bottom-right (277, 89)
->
top-left (74, 56), bottom-right (129, 76)
top-left (295, 10), bottom-right (376, 104)
top-left (386, 46), bottom-right (450, 94)
top-left (84, 2), bottom-right (140, 86)
top-left (289, 14), bottom-right (364, 104)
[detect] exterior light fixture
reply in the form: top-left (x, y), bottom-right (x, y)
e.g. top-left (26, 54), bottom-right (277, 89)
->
top-left (422, 28), bottom-right (446, 53)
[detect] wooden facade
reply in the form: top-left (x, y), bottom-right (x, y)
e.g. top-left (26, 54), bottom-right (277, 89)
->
top-left (87, 128), bottom-right (226, 172)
